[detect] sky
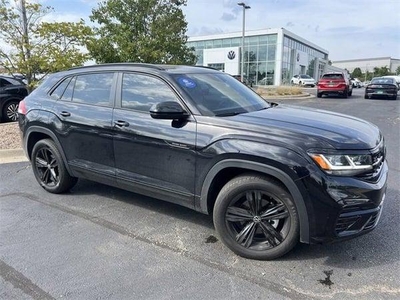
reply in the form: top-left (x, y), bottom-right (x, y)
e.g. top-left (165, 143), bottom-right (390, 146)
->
top-left (39, 0), bottom-right (400, 61)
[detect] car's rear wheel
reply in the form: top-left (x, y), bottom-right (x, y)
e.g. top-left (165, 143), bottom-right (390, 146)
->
top-left (342, 89), bottom-right (348, 98)
top-left (348, 89), bottom-right (352, 96)
top-left (31, 139), bottom-right (77, 193)
top-left (364, 94), bottom-right (369, 99)
top-left (2, 100), bottom-right (20, 122)
top-left (213, 174), bottom-right (299, 260)
top-left (317, 92), bottom-right (322, 98)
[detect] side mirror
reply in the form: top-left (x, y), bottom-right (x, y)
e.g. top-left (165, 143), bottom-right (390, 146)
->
top-left (150, 101), bottom-right (189, 120)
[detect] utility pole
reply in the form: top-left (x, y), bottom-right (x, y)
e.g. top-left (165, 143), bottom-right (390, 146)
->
top-left (20, 0), bottom-right (31, 85)
top-left (238, 2), bottom-right (250, 83)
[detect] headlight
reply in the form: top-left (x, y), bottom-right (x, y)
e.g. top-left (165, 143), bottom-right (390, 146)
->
top-left (309, 153), bottom-right (373, 175)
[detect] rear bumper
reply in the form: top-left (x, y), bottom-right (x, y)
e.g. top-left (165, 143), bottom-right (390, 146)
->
top-left (365, 91), bottom-right (397, 98)
top-left (317, 87), bottom-right (347, 94)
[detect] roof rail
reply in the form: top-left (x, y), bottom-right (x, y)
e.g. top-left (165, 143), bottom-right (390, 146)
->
top-left (68, 63), bottom-right (165, 71)
top-left (194, 66), bottom-right (220, 71)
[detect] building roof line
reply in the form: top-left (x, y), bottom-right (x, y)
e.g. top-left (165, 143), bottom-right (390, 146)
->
top-left (333, 57), bottom-right (400, 63)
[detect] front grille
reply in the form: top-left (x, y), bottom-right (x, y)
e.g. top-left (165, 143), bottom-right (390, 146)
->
top-left (356, 141), bottom-right (385, 181)
top-left (335, 207), bottom-right (382, 236)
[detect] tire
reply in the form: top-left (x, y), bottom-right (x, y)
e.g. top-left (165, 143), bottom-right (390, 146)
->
top-left (348, 89), bottom-right (352, 96)
top-left (31, 139), bottom-right (78, 193)
top-left (213, 174), bottom-right (299, 260)
top-left (342, 89), bottom-right (348, 98)
top-left (364, 94), bottom-right (369, 99)
top-left (2, 100), bottom-right (20, 122)
top-left (317, 92), bottom-right (322, 98)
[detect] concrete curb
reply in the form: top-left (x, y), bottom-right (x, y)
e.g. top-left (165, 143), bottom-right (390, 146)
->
top-left (0, 149), bottom-right (28, 164)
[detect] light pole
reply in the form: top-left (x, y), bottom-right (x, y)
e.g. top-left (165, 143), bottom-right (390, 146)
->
top-left (238, 2), bottom-right (250, 83)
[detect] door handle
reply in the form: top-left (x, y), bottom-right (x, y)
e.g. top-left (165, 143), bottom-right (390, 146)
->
top-left (114, 120), bottom-right (130, 127)
top-left (60, 111), bottom-right (71, 117)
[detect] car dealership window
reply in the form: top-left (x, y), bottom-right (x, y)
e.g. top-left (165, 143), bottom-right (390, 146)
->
top-left (121, 73), bottom-right (178, 112)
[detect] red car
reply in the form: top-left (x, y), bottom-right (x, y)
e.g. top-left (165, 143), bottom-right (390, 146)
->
top-left (317, 72), bottom-right (353, 98)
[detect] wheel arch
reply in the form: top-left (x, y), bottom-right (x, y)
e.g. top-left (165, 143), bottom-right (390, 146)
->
top-left (199, 159), bottom-right (310, 243)
top-left (25, 126), bottom-right (73, 175)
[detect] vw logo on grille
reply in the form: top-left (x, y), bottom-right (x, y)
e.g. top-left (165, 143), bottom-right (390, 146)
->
top-left (227, 50), bottom-right (236, 60)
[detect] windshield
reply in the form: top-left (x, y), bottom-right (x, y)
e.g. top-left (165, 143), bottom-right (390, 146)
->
top-left (172, 73), bottom-right (269, 116)
top-left (300, 75), bottom-right (311, 79)
top-left (371, 78), bottom-right (394, 84)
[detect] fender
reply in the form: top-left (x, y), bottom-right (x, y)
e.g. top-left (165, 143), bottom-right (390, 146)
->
top-left (199, 159), bottom-right (310, 243)
top-left (25, 125), bottom-right (74, 176)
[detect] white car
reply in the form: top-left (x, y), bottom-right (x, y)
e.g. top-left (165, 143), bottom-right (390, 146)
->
top-left (291, 74), bottom-right (316, 87)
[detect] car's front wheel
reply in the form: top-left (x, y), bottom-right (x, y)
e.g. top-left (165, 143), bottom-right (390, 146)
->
top-left (213, 174), bottom-right (299, 260)
top-left (31, 139), bottom-right (78, 193)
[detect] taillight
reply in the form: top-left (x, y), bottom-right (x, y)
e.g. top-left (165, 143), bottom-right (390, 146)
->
top-left (18, 99), bottom-right (27, 115)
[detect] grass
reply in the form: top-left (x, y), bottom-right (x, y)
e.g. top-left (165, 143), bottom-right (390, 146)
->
top-left (255, 86), bottom-right (303, 97)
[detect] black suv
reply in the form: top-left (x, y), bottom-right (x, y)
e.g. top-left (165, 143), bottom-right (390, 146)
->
top-left (0, 75), bottom-right (28, 122)
top-left (18, 64), bottom-right (388, 260)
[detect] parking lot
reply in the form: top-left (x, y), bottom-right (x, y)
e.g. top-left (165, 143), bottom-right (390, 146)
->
top-left (1, 88), bottom-right (399, 299)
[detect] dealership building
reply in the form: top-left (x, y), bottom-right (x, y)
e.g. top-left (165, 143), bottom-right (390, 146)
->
top-left (332, 57), bottom-right (400, 74)
top-left (187, 28), bottom-right (332, 86)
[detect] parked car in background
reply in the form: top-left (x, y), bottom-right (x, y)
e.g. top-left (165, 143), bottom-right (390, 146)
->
top-left (291, 74), bottom-right (316, 87)
top-left (18, 63), bottom-right (388, 260)
top-left (0, 75), bottom-right (29, 122)
top-left (351, 78), bottom-right (362, 88)
top-left (317, 72), bottom-right (353, 98)
top-left (365, 77), bottom-right (398, 100)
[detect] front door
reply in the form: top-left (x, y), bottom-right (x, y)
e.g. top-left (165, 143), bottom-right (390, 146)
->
top-left (113, 72), bottom-right (197, 208)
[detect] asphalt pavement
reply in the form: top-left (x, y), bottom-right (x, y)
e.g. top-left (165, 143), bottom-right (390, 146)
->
top-left (1, 87), bottom-right (399, 299)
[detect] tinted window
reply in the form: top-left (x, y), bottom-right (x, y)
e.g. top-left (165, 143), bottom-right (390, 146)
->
top-left (371, 78), bottom-right (395, 84)
top-left (50, 78), bottom-right (72, 99)
top-left (322, 73), bottom-right (344, 79)
top-left (72, 73), bottom-right (114, 106)
top-left (0, 77), bottom-right (21, 87)
top-left (61, 77), bottom-right (76, 101)
top-left (122, 73), bottom-right (178, 112)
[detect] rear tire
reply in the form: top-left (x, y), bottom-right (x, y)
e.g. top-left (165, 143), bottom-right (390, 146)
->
top-left (317, 92), bottom-right (322, 98)
top-left (31, 139), bottom-right (78, 193)
top-left (213, 174), bottom-right (299, 260)
top-left (2, 100), bottom-right (20, 122)
top-left (342, 89), bottom-right (348, 98)
top-left (364, 94), bottom-right (369, 99)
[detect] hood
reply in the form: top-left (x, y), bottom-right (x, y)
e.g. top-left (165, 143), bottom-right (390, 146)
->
top-left (227, 105), bottom-right (381, 150)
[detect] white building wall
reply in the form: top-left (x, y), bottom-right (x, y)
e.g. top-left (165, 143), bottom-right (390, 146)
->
top-left (333, 57), bottom-right (400, 73)
top-left (203, 47), bottom-right (240, 75)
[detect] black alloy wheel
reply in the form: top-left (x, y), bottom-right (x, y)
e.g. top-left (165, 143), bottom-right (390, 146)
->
top-left (213, 174), bottom-right (299, 260)
top-left (3, 100), bottom-right (19, 122)
top-left (31, 139), bottom-right (77, 193)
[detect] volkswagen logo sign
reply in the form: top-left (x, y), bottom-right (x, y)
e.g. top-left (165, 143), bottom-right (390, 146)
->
top-left (227, 50), bottom-right (236, 60)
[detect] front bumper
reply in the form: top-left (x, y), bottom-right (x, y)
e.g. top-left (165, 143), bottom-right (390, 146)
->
top-left (305, 160), bottom-right (388, 244)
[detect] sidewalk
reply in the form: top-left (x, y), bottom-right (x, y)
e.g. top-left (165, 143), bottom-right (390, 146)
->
top-left (0, 149), bottom-right (28, 164)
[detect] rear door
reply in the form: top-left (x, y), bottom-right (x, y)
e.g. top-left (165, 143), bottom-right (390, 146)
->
top-left (49, 72), bottom-right (117, 182)
top-left (112, 72), bottom-right (197, 208)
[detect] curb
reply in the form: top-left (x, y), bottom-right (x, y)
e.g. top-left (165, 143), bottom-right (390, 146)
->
top-left (0, 149), bottom-right (28, 164)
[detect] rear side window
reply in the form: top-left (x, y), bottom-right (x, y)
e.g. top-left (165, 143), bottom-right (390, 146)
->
top-left (121, 73), bottom-right (178, 112)
top-left (72, 73), bottom-right (114, 106)
top-left (322, 74), bottom-right (344, 79)
top-left (50, 78), bottom-right (72, 99)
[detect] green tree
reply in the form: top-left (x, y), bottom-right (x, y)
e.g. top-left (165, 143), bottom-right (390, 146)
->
top-left (396, 66), bottom-right (400, 75)
top-left (87, 0), bottom-right (196, 65)
top-left (351, 67), bottom-right (362, 78)
top-left (373, 66), bottom-right (390, 77)
top-left (0, 0), bottom-right (93, 88)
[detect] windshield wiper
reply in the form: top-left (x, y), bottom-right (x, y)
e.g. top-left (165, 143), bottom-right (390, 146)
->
top-left (215, 111), bottom-right (244, 117)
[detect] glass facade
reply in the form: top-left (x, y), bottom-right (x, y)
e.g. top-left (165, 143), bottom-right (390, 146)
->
top-left (188, 31), bottom-right (328, 86)
top-left (281, 36), bottom-right (328, 85)
top-left (187, 34), bottom-right (277, 86)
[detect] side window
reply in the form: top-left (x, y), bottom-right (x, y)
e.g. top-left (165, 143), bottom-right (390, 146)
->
top-left (0, 78), bottom-right (11, 87)
top-left (121, 73), bottom-right (178, 112)
top-left (61, 77), bottom-right (76, 101)
top-left (50, 77), bottom-right (72, 99)
top-left (72, 73), bottom-right (114, 106)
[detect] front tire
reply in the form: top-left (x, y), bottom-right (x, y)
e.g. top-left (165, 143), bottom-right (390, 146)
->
top-left (213, 174), bottom-right (299, 260)
top-left (31, 139), bottom-right (77, 193)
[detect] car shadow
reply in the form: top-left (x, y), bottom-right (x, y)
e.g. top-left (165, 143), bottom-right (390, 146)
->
top-left (67, 179), bottom-right (215, 230)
